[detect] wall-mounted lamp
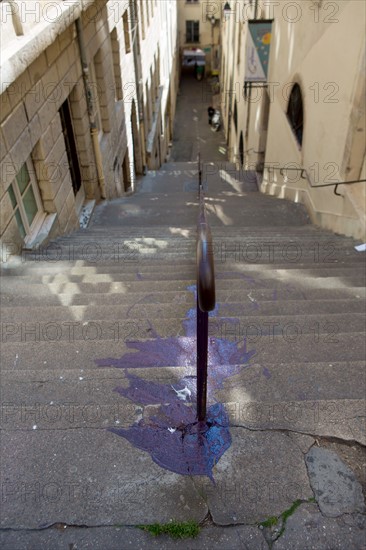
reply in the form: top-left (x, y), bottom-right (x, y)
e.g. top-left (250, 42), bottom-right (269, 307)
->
top-left (206, 14), bottom-right (217, 25)
top-left (223, 2), bottom-right (231, 21)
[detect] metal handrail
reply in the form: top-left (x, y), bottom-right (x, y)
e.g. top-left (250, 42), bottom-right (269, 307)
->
top-left (265, 164), bottom-right (366, 197)
top-left (196, 153), bottom-right (215, 421)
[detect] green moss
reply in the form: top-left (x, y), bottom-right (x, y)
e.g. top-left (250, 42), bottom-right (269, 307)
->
top-left (137, 520), bottom-right (200, 539)
top-left (259, 516), bottom-right (278, 528)
top-left (259, 497), bottom-right (315, 538)
top-left (276, 499), bottom-right (303, 537)
top-left (280, 499), bottom-right (303, 522)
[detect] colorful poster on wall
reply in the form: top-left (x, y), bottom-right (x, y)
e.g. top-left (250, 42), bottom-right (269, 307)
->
top-left (245, 20), bottom-right (273, 82)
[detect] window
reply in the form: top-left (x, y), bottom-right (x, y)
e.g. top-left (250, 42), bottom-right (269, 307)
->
top-left (139, 0), bottom-right (145, 39)
top-left (59, 99), bottom-right (82, 195)
top-left (239, 132), bottom-right (244, 166)
top-left (123, 10), bottom-right (131, 53)
top-left (233, 99), bottom-right (238, 132)
top-left (145, 81), bottom-right (151, 131)
top-left (111, 29), bottom-right (123, 101)
top-left (186, 20), bottom-right (199, 43)
top-left (287, 83), bottom-right (304, 147)
top-left (7, 160), bottom-right (43, 240)
top-left (186, 0), bottom-right (199, 3)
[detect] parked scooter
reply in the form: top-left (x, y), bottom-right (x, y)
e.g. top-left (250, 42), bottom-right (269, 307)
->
top-left (211, 110), bottom-right (221, 132)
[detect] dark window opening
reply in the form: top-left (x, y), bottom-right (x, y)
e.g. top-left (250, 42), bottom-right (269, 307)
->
top-left (60, 100), bottom-right (82, 195)
top-left (122, 152), bottom-right (132, 192)
top-left (239, 132), bottom-right (244, 166)
top-left (233, 99), bottom-right (238, 132)
top-left (287, 83), bottom-right (303, 147)
top-left (186, 20), bottom-right (199, 43)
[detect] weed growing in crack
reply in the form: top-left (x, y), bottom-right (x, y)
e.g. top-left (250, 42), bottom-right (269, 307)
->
top-left (137, 520), bottom-right (200, 539)
top-left (259, 516), bottom-right (278, 528)
top-left (259, 497), bottom-right (316, 540)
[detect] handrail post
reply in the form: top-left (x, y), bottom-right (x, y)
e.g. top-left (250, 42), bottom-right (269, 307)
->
top-left (196, 154), bottom-right (215, 423)
top-left (198, 153), bottom-right (202, 189)
top-left (197, 297), bottom-right (208, 422)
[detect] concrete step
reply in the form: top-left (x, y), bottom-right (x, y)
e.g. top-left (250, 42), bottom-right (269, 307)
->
top-left (1, 360), bottom-right (364, 438)
top-left (1, 333), bottom-right (365, 371)
top-left (1, 258), bottom-right (364, 280)
top-left (66, 224), bottom-right (332, 235)
top-left (2, 288), bottom-right (364, 308)
top-left (5, 249), bottom-right (361, 271)
top-left (38, 233), bottom-right (359, 249)
top-left (33, 243), bottom-right (358, 259)
top-left (35, 232), bottom-right (357, 250)
top-left (1, 266), bottom-right (364, 289)
top-left (136, 168), bottom-right (259, 193)
top-left (1, 360), bottom-right (364, 400)
top-left (13, 253), bottom-right (360, 269)
top-left (1, 276), bottom-right (365, 299)
top-left (2, 298), bottom-right (364, 323)
top-left (1, 312), bottom-right (364, 346)
top-left (30, 235), bottom-right (359, 251)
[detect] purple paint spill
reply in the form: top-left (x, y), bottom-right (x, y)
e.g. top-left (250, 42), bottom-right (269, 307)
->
top-left (114, 372), bottom-right (182, 405)
top-left (96, 334), bottom-right (255, 374)
top-left (262, 366), bottom-right (272, 379)
top-left (110, 403), bottom-right (231, 481)
top-left (96, 283), bottom-right (257, 480)
top-left (96, 336), bottom-right (196, 369)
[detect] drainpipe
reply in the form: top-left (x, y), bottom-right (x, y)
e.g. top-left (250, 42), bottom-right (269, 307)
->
top-left (130, 0), bottom-right (147, 173)
top-left (75, 18), bottom-right (106, 199)
top-left (8, 0), bottom-right (23, 35)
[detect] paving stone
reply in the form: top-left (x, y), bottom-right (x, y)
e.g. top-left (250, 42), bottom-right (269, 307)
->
top-left (0, 524), bottom-right (269, 550)
top-left (0, 429), bottom-right (208, 529)
top-left (305, 446), bottom-right (365, 517)
top-left (286, 433), bottom-right (316, 454)
top-left (194, 428), bottom-right (313, 525)
top-left (272, 504), bottom-right (366, 550)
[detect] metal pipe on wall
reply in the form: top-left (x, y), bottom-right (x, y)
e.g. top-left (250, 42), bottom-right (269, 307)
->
top-left (75, 17), bottom-right (106, 199)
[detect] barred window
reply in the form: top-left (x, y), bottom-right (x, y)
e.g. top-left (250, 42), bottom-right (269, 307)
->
top-left (186, 20), bottom-right (199, 43)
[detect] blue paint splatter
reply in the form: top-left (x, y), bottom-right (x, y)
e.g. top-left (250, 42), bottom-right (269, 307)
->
top-left (96, 284), bottom-right (256, 480)
top-left (110, 403), bottom-right (231, 481)
top-left (262, 366), bottom-right (272, 379)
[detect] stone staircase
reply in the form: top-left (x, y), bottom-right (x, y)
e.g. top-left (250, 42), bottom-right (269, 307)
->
top-left (1, 163), bottom-right (365, 547)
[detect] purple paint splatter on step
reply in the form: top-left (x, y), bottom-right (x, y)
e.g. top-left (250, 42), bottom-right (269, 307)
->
top-left (262, 367), bottom-right (271, 379)
top-left (114, 372), bottom-right (183, 405)
top-left (96, 336), bottom-right (197, 368)
top-left (96, 334), bottom-right (255, 373)
top-left (96, 283), bottom-right (257, 480)
top-left (110, 403), bottom-right (231, 481)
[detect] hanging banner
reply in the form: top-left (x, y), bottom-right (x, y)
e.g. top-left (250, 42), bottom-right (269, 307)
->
top-left (245, 20), bottom-right (273, 82)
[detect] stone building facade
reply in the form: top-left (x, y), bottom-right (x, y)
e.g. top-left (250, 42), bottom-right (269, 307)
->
top-left (220, 0), bottom-right (365, 239)
top-left (0, 0), bottom-right (178, 256)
